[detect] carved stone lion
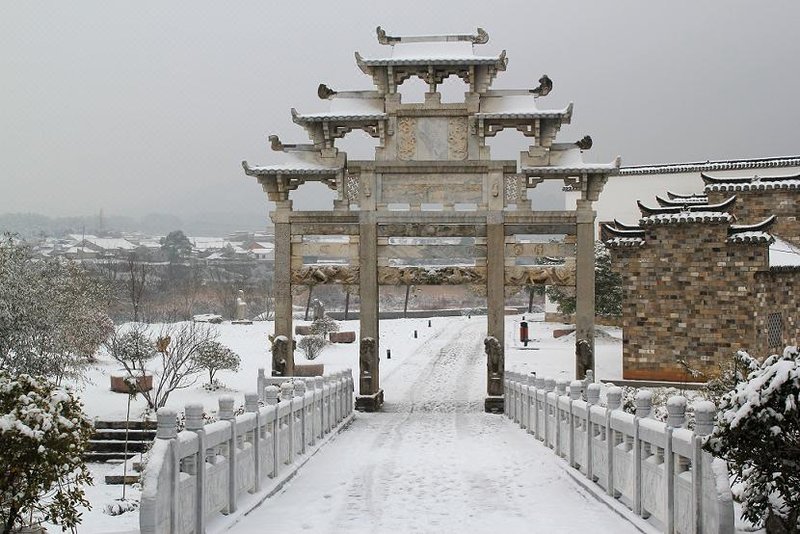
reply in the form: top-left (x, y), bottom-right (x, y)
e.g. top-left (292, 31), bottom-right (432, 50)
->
top-left (272, 336), bottom-right (289, 377)
top-left (484, 336), bottom-right (503, 376)
top-left (576, 339), bottom-right (593, 378)
top-left (360, 337), bottom-right (376, 377)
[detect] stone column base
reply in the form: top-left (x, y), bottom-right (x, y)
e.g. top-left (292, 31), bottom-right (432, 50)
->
top-left (484, 395), bottom-right (504, 414)
top-left (355, 389), bottom-right (384, 412)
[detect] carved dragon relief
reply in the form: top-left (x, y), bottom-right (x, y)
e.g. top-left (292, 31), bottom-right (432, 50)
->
top-left (291, 265), bottom-right (359, 286)
top-left (397, 117), bottom-right (416, 161)
top-left (505, 264), bottom-right (576, 286)
top-left (448, 117), bottom-right (468, 160)
top-left (377, 266), bottom-right (487, 286)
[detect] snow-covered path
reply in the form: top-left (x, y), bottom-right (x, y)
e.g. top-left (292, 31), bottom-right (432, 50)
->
top-left (230, 318), bottom-right (639, 534)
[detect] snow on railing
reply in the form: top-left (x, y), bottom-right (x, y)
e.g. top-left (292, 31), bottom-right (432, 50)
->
top-left (503, 371), bottom-right (735, 534)
top-left (140, 369), bottom-right (354, 534)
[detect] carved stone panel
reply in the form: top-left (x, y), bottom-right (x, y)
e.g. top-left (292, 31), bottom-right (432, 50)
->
top-left (380, 173), bottom-right (484, 205)
top-left (415, 117), bottom-right (450, 160)
top-left (448, 117), bottom-right (468, 160)
top-left (504, 264), bottom-right (576, 286)
top-left (377, 266), bottom-right (487, 285)
top-left (291, 265), bottom-right (360, 285)
top-left (397, 117), bottom-right (416, 161)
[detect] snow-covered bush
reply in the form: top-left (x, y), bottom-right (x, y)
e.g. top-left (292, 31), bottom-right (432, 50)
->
top-left (0, 235), bottom-right (113, 384)
top-left (106, 322), bottom-right (217, 411)
top-left (0, 371), bottom-right (93, 533)
top-left (103, 499), bottom-right (139, 517)
top-left (193, 341), bottom-right (240, 386)
top-left (298, 335), bottom-right (326, 360)
top-left (704, 347), bottom-right (800, 532)
top-left (310, 315), bottom-right (339, 338)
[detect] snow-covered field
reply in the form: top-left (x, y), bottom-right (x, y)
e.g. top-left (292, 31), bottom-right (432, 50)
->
top-left (72, 314), bottom-right (625, 533)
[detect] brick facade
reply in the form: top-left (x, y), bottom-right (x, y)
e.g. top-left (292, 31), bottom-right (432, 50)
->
top-left (604, 177), bottom-right (800, 382)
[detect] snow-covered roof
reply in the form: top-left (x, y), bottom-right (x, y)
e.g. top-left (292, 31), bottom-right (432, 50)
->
top-left (640, 211), bottom-right (734, 226)
top-left (637, 196), bottom-right (736, 216)
top-left (619, 155), bottom-right (800, 176)
top-left (523, 149), bottom-right (621, 175)
top-left (357, 28), bottom-right (506, 70)
top-left (605, 237), bottom-right (645, 248)
top-left (81, 237), bottom-right (137, 250)
top-left (242, 154), bottom-right (342, 176)
top-left (190, 237), bottom-right (230, 251)
top-left (656, 195), bottom-right (708, 207)
top-left (477, 94), bottom-right (572, 119)
top-left (726, 231), bottom-right (774, 244)
top-left (358, 42), bottom-right (504, 66)
top-left (769, 237), bottom-right (800, 268)
top-left (291, 97), bottom-right (386, 122)
top-left (703, 172), bottom-right (800, 192)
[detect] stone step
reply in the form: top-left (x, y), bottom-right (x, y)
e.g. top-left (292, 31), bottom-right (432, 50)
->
top-left (88, 440), bottom-right (151, 453)
top-left (104, 474), bottom-right (141, 485)
top-left (94, 420), bottom-right (156, 430)
top-left (84, 451), bottom-right (140, 462)
top-left (92, 429), bottom-right (156, 441)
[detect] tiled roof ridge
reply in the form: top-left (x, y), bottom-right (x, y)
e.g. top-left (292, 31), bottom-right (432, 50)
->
top-left (619, 156), bottom-right (800, 176)
top-left (637, 196), bottom-right (736, 216)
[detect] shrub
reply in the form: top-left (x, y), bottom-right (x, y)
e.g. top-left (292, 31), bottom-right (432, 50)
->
top-left (705, 347), bottom-right (800, 532)
top-left (193, 341), bottom-right (240, 385)
top-left (0, 371), bottom-right (93, 533)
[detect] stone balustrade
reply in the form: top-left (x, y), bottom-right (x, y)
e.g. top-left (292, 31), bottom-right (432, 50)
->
top-left (140, 369), bottom-right (354, 534)
top-left (503, 371), bottom-right (734, 534)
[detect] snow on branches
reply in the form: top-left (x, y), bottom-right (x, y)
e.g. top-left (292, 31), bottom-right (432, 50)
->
top-left (0, 371), bottom-right (93, 533)
top-left (705, 347), bottom-right (800, 531)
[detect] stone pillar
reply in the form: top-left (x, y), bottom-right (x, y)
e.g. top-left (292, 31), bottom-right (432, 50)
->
top-left (272, 215), bottom-right (294, 376)
top-left (356, 205), bottom-right (383, 412)
top-left (575, 199), bottom-right (595, 380)
top-left (485, 209), bottom-right (505, 413)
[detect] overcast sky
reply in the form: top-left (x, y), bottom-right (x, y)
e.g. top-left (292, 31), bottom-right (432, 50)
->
top-left (2, 1), bottom-right (799, 221)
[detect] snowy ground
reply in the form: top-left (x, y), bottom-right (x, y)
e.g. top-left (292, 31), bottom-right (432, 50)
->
top-left (227, 317), bottom-right (637, 534)
top-left (72, 314), bottom-right (626, 533)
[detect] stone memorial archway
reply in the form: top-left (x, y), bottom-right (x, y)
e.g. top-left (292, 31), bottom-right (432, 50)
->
top-left (244, 27), bottom-right (618, 412)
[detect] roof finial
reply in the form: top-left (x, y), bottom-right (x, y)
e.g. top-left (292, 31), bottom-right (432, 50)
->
top-left (531, 74), bottom-right (553, 97)
top-left (376, 26), bottom-right (399, 45)
top-left (268, 135), bottom-right (284, 152)
top-left (318, 83), bottom-right (337, 99)
top-left (575, 135), bottom-right (593, 150)
top-left (473, 27), bottom-right (489, 44)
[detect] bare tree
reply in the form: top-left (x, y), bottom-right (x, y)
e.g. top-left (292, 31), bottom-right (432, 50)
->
top-left (127, 252), bottom-right (149, 322)
top-left (106, 322), bottom-right (216, 410)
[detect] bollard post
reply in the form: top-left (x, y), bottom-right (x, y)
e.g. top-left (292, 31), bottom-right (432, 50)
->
top-left (586, 383), bottom-right (600, 481)
top-left (185, 404), bottom-right (206, 533)
top-left (280, 381), bottom-right (295, 463)
top-left (693, 400), bottom-right (716, 534)
top-left (294, 380), bottom-right (307, 455)
top-left (387, 349), bottom-right (391, 359)
top-left (606, 386), bottom-right (622, 498)
top-left (257, 368), bottom-right (266, 402)
top-left (219, 395), bottom-right (237, 514)
top-left (264, 385), bottom-right (280, 477)
top-left (635, 389), bottom-right (653, 419)
top-left (245, 392), bottom-right (261, 492)
top-left (413, 330), bottom-right (417, 338)
top-left (569, 380), bottom-right (582, 467)
top-left (666, 395), bottom-right (687, 428)
top-left (155, 407), bottom-right (178, 534)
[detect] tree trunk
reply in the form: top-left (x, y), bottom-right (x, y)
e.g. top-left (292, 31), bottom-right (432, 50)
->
top-left (344, 290), bottom-right (350, 320)
top-left (304, 285), bottom-right (314, 321)
top-left (528, 287), bottom-right (534, 313)
top-left (403, 285), bottom-right (411, 318)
